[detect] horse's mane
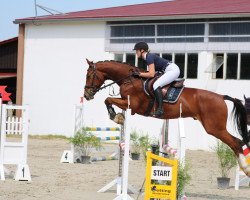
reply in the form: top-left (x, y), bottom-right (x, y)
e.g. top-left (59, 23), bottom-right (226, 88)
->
top-left (245, 96), bottom-right (250, 111)
top-left (96, 60), bottom-right (138, 70)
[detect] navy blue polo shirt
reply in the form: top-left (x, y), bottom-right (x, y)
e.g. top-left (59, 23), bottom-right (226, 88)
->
top-left (145, 53), bottom-right (170, 72)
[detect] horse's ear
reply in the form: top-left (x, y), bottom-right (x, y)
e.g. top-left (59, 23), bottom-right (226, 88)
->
top-left (86, 58), bottom-right (94, 66)
top-left (244, 95), bottom-right (247, 100)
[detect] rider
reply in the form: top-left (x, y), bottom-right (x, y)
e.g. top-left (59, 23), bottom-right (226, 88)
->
top-left (133, 42), bottom-right (180, 118)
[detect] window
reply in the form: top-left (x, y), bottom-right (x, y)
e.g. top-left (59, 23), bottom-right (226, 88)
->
top-left (187, 54), bottom-right (198, 79)
top-left (114, 54), bottom-right (123, 62)
top-left (109, 23), bottom-right (205, 44)
top-left (114, 53), bottom-right (138, 67)
top-left (126, 54), bottom-right (136, 66)
top-left (162, 53), bottom-right (172, 61)
top-left (209, 22), bottom-right (250, 42)
top-left (113, 52), bottom-right (199, 79)
top-left (215, 54), bottom-right (224, 79)
top-left (110, 25), bottom-right (155, 43)
top-left (108, 20), bottom-right (250, 46)
top-left (209, 52), bottom-right (250, 80)
top-left (111, 25), bottom-right (155, 37)
top-left (175, 54), bottom-right (185, 78)
top-left (240, 53), bottom-right (250, 80)
top-left (157, 24), bottom-right (204, 43)
top-left (226, 54), bottom-right (238, 79)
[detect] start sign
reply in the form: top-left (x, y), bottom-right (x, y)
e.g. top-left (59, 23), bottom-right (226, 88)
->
top-left (151, 166), bottom-right (172, 181)
top-left (144, 151), bottom-right (178, 200)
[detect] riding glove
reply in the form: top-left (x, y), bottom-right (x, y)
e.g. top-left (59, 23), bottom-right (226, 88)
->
top-left (132, 71), bottom-right (140, 77)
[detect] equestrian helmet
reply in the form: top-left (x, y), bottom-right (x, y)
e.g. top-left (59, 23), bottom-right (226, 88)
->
top-left (133, 42), bottom-right (149, 51)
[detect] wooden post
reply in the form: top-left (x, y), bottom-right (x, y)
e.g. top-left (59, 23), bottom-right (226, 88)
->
top-left (16, 24), bottom-right (25, 106)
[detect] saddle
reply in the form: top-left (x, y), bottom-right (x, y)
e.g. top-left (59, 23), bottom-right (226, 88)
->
top-left (144, 74), bottom-right (185, 103)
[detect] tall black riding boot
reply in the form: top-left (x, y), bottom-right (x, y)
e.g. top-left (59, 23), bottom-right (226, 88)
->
top-left (154, 87), bottom-right (164, 117)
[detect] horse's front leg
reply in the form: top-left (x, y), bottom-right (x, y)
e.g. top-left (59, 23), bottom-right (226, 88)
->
top-left (105, 97), bottom-right (128, 125)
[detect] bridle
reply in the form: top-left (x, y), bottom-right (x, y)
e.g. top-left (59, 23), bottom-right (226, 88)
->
top-left (85, 63), bottom-right (135, 98)
top-left (84, 64), bottom-right (102, 94)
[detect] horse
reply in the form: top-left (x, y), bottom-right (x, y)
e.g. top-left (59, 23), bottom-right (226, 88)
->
top-left (84, 59), bottom-right (250, 177)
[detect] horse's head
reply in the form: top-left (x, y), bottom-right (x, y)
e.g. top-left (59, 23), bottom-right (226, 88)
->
top-left (84, 59), bottom-right (105, 100)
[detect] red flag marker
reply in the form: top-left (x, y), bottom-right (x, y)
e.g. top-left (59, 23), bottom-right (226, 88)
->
top-left (80, 96), bottom-right (84, 103)
top-left (243, 145), bottom-right (250, 156)
top-left (0, 86), bottom-right (11, 101)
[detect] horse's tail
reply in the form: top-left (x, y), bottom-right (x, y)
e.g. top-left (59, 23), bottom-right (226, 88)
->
top-left (224, 95), bottom-right (249, 146)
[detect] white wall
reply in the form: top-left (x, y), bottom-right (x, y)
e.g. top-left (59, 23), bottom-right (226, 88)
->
top-left (23, 22), bottom-right (250, 151)
top-left (23, 21), bottom-right (112, 136)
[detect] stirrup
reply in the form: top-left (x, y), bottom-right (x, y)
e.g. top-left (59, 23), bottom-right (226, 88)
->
top-left (153, 109), bottom-right (164, 118)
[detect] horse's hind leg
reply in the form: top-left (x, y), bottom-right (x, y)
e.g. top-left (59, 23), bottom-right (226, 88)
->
top-left (197, 96), bottom-right (250, 176)
top-left (202, 122), bottom-right (250, 176)
top-left (220, 131), bottom-right (250, 177)
top-left (216, 130), bottom-right (250, 177)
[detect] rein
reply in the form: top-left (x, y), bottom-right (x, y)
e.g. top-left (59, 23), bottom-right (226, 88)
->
top-left (97, 74), bottom-right (132, 92)
top-left (85, 63), bottom-right (135, 95)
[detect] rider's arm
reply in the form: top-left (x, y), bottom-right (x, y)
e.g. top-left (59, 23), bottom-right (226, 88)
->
top-left (139, 64), bottom-right (155, 78)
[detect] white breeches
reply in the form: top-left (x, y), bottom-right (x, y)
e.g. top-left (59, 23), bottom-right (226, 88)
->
top-left (153, 63), bottom-right (180, 90)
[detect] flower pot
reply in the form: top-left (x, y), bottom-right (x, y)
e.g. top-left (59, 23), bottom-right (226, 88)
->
top-left (80, 155), bottom-right (91, 164)
top-left (217, 177), bottom-right (230, 189)
top-left (131, 153), bottom-right (140, 160)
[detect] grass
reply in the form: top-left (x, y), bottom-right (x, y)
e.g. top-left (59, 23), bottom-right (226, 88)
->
top-left (28, 134), bottom-right (69, 140)
top-left (7, 134), bottom-right (120, 147)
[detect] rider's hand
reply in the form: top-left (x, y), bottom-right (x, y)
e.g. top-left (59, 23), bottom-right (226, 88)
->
top-left (132, 71), bottom-right (140, 78)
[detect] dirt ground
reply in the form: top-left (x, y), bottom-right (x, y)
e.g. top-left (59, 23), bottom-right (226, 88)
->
top-left (1, 138), bottom-right (250, 200)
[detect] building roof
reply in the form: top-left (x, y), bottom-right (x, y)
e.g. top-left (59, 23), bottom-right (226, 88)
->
top-left (0, 73), bottom-right (17, 79)
top-left (14, 0), bottom-right (250, 24)
top-left (0, 37), bottom-right (18, 45)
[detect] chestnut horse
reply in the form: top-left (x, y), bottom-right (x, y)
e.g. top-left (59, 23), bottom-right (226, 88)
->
top-left (84, 59), bottom-right (250, 177)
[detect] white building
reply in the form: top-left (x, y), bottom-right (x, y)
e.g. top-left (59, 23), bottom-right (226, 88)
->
top-left (14, 0), bottom-right (250, 150)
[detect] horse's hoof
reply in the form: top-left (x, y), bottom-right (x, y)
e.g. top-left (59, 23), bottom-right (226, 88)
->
top-left (243, 166), bottom-right (250, 177)
top-left (113, 113), bottom-right (125, 125)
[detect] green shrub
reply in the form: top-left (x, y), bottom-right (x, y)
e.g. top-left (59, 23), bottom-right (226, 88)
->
top-left (69, 128), bottom-right (102, 156)
top-left (177, 161), bottom-right (191, 198)
top-left (212, 141), bottom-right (237, 177)
top-left (130, 129), bottom-right (141, 154)
top-left (138, 133), bottom-right (152, 160)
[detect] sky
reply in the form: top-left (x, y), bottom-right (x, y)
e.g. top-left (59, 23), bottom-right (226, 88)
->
top-left (0, 0), bottom-right (164, 41)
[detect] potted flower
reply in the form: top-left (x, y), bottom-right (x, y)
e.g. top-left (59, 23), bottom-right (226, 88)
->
top-left (213, 141), bottom-right (237, 189)
top-left (69, 128), bottom-right (102, 164)
top-left (130, 130), bottom-right (141, 160)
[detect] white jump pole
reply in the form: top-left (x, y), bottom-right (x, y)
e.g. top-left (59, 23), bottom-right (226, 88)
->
top-left (97, 113), bottom-right (124, 195)
top-left (114, 95), bottom-right (134, 200)
top-left (178, 103), bottom-right (186, 165)
top-left (0, 94), bottom-right (4, 180)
